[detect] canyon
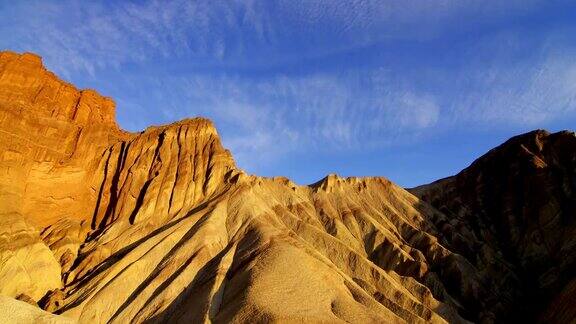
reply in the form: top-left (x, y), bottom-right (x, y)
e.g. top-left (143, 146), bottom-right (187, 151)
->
top-left (0, 51), bottom-right (574, 323)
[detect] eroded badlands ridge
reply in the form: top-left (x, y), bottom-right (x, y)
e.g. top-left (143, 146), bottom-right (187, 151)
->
top-left (411, 130), bottom-right (576, 323)
top-left (0, 51), bottom-right (574, 323)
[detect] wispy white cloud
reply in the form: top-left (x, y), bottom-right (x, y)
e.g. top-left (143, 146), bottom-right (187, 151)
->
top-left (277, 0), bottom-right (545, 37)
top-left (471, 57), bottom-right (576, 125)
top-left (1, 0), bottom-right (574, 178)
top-left (1, 0), bottom-right (270, 77)
top-left (0, 0), bottom-right (548, 77)
top-left (114, 69), bottom-right (439, 168)
top-left (445, 31), bottom-right (576, 126)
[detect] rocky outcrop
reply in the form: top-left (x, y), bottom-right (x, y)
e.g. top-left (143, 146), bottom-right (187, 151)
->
top-left (0, 295), bottom-right (75, 324)
top-left (411, 130), bottom-right (576, 322)
top-left (0, 51), bottom-right (234, 305)
top-left (0, 50), bottom-right (119, 302)
top-left (0, 51), bottom-right (574, 323)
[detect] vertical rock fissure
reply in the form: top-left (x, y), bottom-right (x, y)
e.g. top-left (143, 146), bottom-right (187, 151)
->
top-left (128, 177), bottom-right (154, 225)
top-left (100, 141), bottom-right (128, 228)
top-left (168, 126), bottom-right (183, 216)
top-left (91, 148), bottom-right (113, 229)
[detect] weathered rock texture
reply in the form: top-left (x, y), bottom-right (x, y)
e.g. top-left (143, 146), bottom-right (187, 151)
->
top-left (411, 130), bottom-right (576, 323)
top-left (0, 51), bottom-right (574, 323)
top-left (0, 295), bottom-right (74, 324)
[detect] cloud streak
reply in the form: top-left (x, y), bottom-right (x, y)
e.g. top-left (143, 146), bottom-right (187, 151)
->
top-left (444, 30), bottom-right (576, 127)
top-left (0, 0), bottom-right (550, 77)
top-left (114, 69), bottom-right (439, 168)
top-left (1, 0), bottom-right (574, 183)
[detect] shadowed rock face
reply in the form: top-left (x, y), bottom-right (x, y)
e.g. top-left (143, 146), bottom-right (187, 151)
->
top-left (411, 130), bottom-right (576, 323)
top-left (0, 51), bottom-right (574, 323)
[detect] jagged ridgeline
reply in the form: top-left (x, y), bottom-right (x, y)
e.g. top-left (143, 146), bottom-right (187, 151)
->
top-left (0, 51), bottom-right (575, 323)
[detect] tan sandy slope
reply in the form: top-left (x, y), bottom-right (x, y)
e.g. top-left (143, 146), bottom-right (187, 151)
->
top-left (0, 296), bottom-right (75, 324)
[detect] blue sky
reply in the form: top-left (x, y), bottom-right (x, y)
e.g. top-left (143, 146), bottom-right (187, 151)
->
top-left (1, 0), bottom-right (575, 187)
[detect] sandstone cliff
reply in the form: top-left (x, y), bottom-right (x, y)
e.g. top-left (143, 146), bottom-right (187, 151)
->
top-left (0, 51), bottom-right (574, 323)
